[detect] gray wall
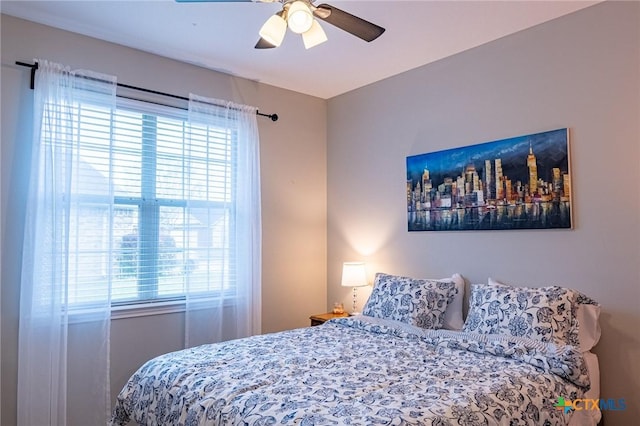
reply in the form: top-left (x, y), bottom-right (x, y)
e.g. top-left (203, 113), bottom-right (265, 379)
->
top-left (1, 15), bottom-right (327, 424)
top-left (327, 1), bottom-right (639, 425)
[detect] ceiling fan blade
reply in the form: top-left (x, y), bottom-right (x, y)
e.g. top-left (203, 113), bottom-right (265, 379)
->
top-left (313, 4), bottom-right (385, 42)
top-left (255, 37), bottom-right (276, 49)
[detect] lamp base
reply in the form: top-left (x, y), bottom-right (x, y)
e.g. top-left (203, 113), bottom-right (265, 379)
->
top-left (351, 286), bottom-right (359, 314)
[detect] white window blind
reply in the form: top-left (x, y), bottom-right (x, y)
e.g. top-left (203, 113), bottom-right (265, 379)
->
top-left (61, 97), bottom-right (238, 307)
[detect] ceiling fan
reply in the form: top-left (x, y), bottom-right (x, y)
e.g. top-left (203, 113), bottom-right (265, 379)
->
top-left (175, 0), bottom-right (385, 50)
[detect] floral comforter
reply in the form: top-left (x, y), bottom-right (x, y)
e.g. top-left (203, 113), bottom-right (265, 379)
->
top-left (110, 316), bottom-right (589, 425)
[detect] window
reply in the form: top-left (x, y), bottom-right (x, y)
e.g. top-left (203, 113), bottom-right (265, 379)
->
top-left (60, 97), bottom-right (238, 307)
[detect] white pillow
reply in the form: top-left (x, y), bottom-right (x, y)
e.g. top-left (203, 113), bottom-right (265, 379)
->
top-left (573, 293), bottom-right (602, 352)
top-left (441, 273), bottom-right (465, 330)
top-left (488, 278), bottom-right (601, 351)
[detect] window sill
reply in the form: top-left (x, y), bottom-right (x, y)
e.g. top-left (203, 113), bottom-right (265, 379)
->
top-left (68, 295), bottom-right (238, 323)
top-left (111, 299), bottom-right (186, 320)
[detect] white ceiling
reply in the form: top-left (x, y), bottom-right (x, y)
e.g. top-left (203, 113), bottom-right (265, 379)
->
top-left (1, 0), bottom-right (601, 99)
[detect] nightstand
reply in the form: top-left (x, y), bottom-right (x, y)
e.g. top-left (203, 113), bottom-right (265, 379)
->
top-left (309, 312), bottom-right (349, 326)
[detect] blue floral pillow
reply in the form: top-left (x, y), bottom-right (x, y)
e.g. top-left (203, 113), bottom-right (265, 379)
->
top-left (362, 273), bottom-right (458, 329)
top-left (488, 278), bottom-right (600, 351)
top-left (463, 283), bottom-right (579, 346)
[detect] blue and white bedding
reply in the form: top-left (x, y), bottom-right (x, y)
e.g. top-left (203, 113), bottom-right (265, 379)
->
top-left (110, 316), bottom-right (590, 425)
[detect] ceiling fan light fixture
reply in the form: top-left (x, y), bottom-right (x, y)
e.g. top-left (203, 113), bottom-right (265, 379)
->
top-left (259, 13), bottom-right (287, 47)
top-left (302, 19), bottom-right (327, 49)
top-left (287, 1), bottom-right (313, 34)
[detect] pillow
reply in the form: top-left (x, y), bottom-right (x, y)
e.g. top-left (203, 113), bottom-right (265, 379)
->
top-left (441, 273), bottom-right (465, 330)
top-left (573, 292), bottom-right (602, 351)
top-left (362, 273), bottom-right (458, 329)
top-left (488, 278), bottom-right (601, 351)
top-left (463, 281), bottom-right (580, 346)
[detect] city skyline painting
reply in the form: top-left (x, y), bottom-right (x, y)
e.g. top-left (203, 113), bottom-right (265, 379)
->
top-left (407, 128), bottom-right (572, 231)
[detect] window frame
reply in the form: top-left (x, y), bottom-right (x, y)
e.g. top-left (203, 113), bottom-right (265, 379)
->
top-left (65, 95), bottom-right (241, 315)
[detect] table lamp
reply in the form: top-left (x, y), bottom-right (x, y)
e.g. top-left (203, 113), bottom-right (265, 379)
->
top-left (341, 262), bottom-right (367, 315)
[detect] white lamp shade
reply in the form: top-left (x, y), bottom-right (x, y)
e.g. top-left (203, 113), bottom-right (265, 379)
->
top-left (259, 14), bottom-right (287, 47)
top-left (341, 262), bottom-right (367, 287)
top-left (302, 19), bottom-right (327, 49)
top-left (287, 1), bottom-right (313, 34)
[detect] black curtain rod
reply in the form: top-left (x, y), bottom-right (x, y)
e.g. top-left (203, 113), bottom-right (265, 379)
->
top-left (15, 61), bottom-right (279, 122)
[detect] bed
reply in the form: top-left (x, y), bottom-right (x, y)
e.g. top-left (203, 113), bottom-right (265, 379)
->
top-left (110, 273), bottom-right (601, 426)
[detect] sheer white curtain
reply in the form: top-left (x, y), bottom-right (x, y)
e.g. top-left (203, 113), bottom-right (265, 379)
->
top-left (185, 94), bottom-right (262, 347)
top-left (17, 59), bottom-right (116, 426)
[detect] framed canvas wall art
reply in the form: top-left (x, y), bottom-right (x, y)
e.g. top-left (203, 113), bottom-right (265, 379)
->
top-left (406, 128), bottom-right (572, 231)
